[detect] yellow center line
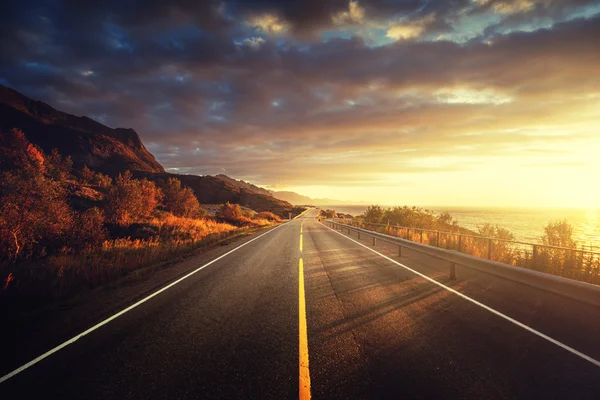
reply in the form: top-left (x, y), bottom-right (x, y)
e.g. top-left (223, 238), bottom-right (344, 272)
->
top-left (300, 223), bottom-right (303, 252)
top-left (299, 257), bottom-right (311, 400)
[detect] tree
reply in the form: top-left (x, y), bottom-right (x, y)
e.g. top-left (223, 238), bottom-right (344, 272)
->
top-left (0, 131), bottom-right (74, 262)
top-left (477, 223), bottom-right (515, 263)
top-left (70, 207), bottom-right (108, 250)
top-left (0, 128), bottom-right (45, 174)
top-left (46, 148), bottom-right (73, 181)
top-left (92, 171), bottom-right (113, 188)
top-left (79, 165), bottom-right (95, 184)
top-left (541, 220), bottom-right (576, 248)
top-left (363, 205), bottom-right (385, 223)
top-left (217, 202), bottom-right (247, 224)
top-left (104, 171), bottom-right (163, 225)
top-left (161, 177), bottom-right (202, 218)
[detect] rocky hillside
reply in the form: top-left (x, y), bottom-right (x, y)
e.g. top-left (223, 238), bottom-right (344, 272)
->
top-left (0, 85), bottom-right (164, 175)
top-left (0, 84), bottom-right (304, 216)
top-left (214, 174), bottom-right (273, 197)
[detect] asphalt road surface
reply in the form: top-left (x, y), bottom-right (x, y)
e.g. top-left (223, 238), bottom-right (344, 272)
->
top-left (2, 208), bottom-right (600, 399)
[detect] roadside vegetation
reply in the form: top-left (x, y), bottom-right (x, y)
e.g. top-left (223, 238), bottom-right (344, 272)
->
top-left (322, 205), bottom-right (600, 284)
top-left (0, 129), bottom-right (282, 299)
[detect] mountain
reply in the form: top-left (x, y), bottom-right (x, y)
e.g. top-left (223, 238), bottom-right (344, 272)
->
top-left (0, 85), bottom-right (299, 217)
top-left (214, 174), bottom-right (273, 197)
top-left (0, 85), bottom-right (164, 175)
top-left (135, 172), bottom-right (300, 216)
top-left (212, 174), bottom-right (349, 206)
top-left (271, 191), bottom-right (348, 206)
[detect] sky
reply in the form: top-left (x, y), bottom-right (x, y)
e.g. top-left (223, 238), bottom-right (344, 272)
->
top-left (1, 0), bottom-right (600, 208)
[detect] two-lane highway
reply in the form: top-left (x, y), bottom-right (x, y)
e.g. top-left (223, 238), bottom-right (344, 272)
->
top-left (3, 208), bottom-right (600, 399)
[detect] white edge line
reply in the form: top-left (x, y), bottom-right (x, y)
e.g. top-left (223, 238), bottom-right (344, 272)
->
top-left (0, 222), bottom-right (288, 384)
top-left (322, 222), bottom-right (600, 368)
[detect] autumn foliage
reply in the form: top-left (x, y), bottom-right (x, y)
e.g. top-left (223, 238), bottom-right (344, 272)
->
top-left (161, 177), bottom-right (203, 218)
top-left (104, 171), bottom-right (163, 225)
top-left (0, 129), bottom-right (281, 298)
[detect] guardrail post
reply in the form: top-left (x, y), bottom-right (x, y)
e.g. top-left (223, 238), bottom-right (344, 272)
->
top-left (449, 263), bottom-right (456, 280)
top-left (488, 239), bottom-right (492, 260)
top-left (372, 236), bottom-right (376, 246)
top-left (458, 235), bottom-right (462, 252)
top-left (420, 230), bottom-right (423, 243)
top-left (437, 231), bottom-right (440, 247)
top-left (533, 245), bottom-right (538, 269)
top-left (406, 228), bottom-right (410, 241)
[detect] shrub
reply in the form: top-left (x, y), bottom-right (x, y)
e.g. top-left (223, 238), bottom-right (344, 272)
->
top-left (256, 211), bottom-right (281, 222)
top-left (46, 148), bottom-right (73, 181)
top-left (541, 220), bottom-right (576, 248)
top-left (0, 166), bottom-right (74, 263)
top-left (93, 172), bottom-right (113, 188)
top-left (0, 128), bottom-right (45, 175)
top-left (104, 171), bottom-right (163, 225)
top-left (477, 223), bottom-right (515, 263)
top-left (217, 202), bottom-right (249, 225)
top-left (362, 205), bottom-right (385, 223)
top-left (79, 165), bottom-right (95, 184)
top-left (320, 209), bottom-right (337, 219)
top-left (70, 207), bottom-right (108, 251)
top-left (161, 177), bottom-right (203, 218)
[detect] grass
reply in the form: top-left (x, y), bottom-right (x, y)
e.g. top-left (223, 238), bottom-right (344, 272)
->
top-left (349, 220), bottom-right (600, 285)
top-left (1, 214), bottom-right (278, 300)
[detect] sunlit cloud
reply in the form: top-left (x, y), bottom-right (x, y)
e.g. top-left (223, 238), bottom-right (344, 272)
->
top-left (386, 14), bottom-right (436, 41)
top-left (2, 0), bottom-right (599, 207)
top-left (247, 13), bottom-right (289, 35)
top-left (435, 88), bottom-right (513, 105)
top-left (234, 36), bottom-right (266, 49)
top-left (332, 1), bottom-right (366, 25)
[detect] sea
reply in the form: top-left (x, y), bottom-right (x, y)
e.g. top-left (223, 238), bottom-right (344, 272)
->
top-left (324, 205), bottom-right (600, 248)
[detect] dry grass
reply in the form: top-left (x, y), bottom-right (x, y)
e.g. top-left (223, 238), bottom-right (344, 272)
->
top-left (2, 214), bottom-right (277, 299)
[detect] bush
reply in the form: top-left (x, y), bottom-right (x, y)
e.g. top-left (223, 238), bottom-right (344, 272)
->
top-left (104, 171), bottom-right (163, 225)
top-left (362, 205), bottom-right (385, 223)
top-left (46, 148), bottom-right (73, 181)
top-left (161, 177), bottom-right (203, 218)
top-left (320, 209), bottom-right (337, 219)
top-left (0, 131), bottom-right (74, 262)
top-left (217, 202), bottom-right (249, 225)
top-left (70, 207), bottom-right (108, 251)
top-left (541, 220), bottom-right (576, 248)
top-left (256, 211), bottom-right (281, 222)
top-left (93, 172), bottom-right (113, 188)
top-left (79, 165), bottom-right (95, 184)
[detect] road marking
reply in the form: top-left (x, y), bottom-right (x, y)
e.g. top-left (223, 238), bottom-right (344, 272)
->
top-left (299, 257), bottom-right (311, 400)
top-left (323, 223), bottom-right (600, 369)
top-left (0, 223), bottom-right (289, 384)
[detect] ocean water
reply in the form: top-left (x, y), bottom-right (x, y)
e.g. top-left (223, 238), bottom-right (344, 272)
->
top-left (324, 205), bottom-right (600, 248)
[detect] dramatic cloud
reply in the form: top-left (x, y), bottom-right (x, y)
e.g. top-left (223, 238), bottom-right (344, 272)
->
top-left (1, 0), bottom-right (599, 207)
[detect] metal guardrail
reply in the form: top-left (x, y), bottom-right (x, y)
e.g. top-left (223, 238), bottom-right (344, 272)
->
top-left (323, 219), bottom-right (600, 308)
top-left (331, 219), bottom-right (600, 285)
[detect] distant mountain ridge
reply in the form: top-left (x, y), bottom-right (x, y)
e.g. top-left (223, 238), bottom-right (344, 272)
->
top-left (212, 175), bottom-right (348, 205)
top-left (214, 174), bottom-right (273, 197)
top-left (270, 190), bottom-right (348, 206)
top-left (0, 84), bottom-right (164, 175)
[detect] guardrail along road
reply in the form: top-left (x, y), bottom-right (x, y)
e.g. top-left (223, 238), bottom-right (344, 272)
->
top-left (2, 209), bottom-right (600, 399)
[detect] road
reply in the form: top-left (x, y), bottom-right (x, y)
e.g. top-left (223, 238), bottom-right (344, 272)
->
top-left (2, 208), bottom-right (600, 399)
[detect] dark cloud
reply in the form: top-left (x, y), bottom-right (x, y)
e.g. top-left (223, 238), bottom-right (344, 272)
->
top-left (1, 0), bottom-right (598, 190)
